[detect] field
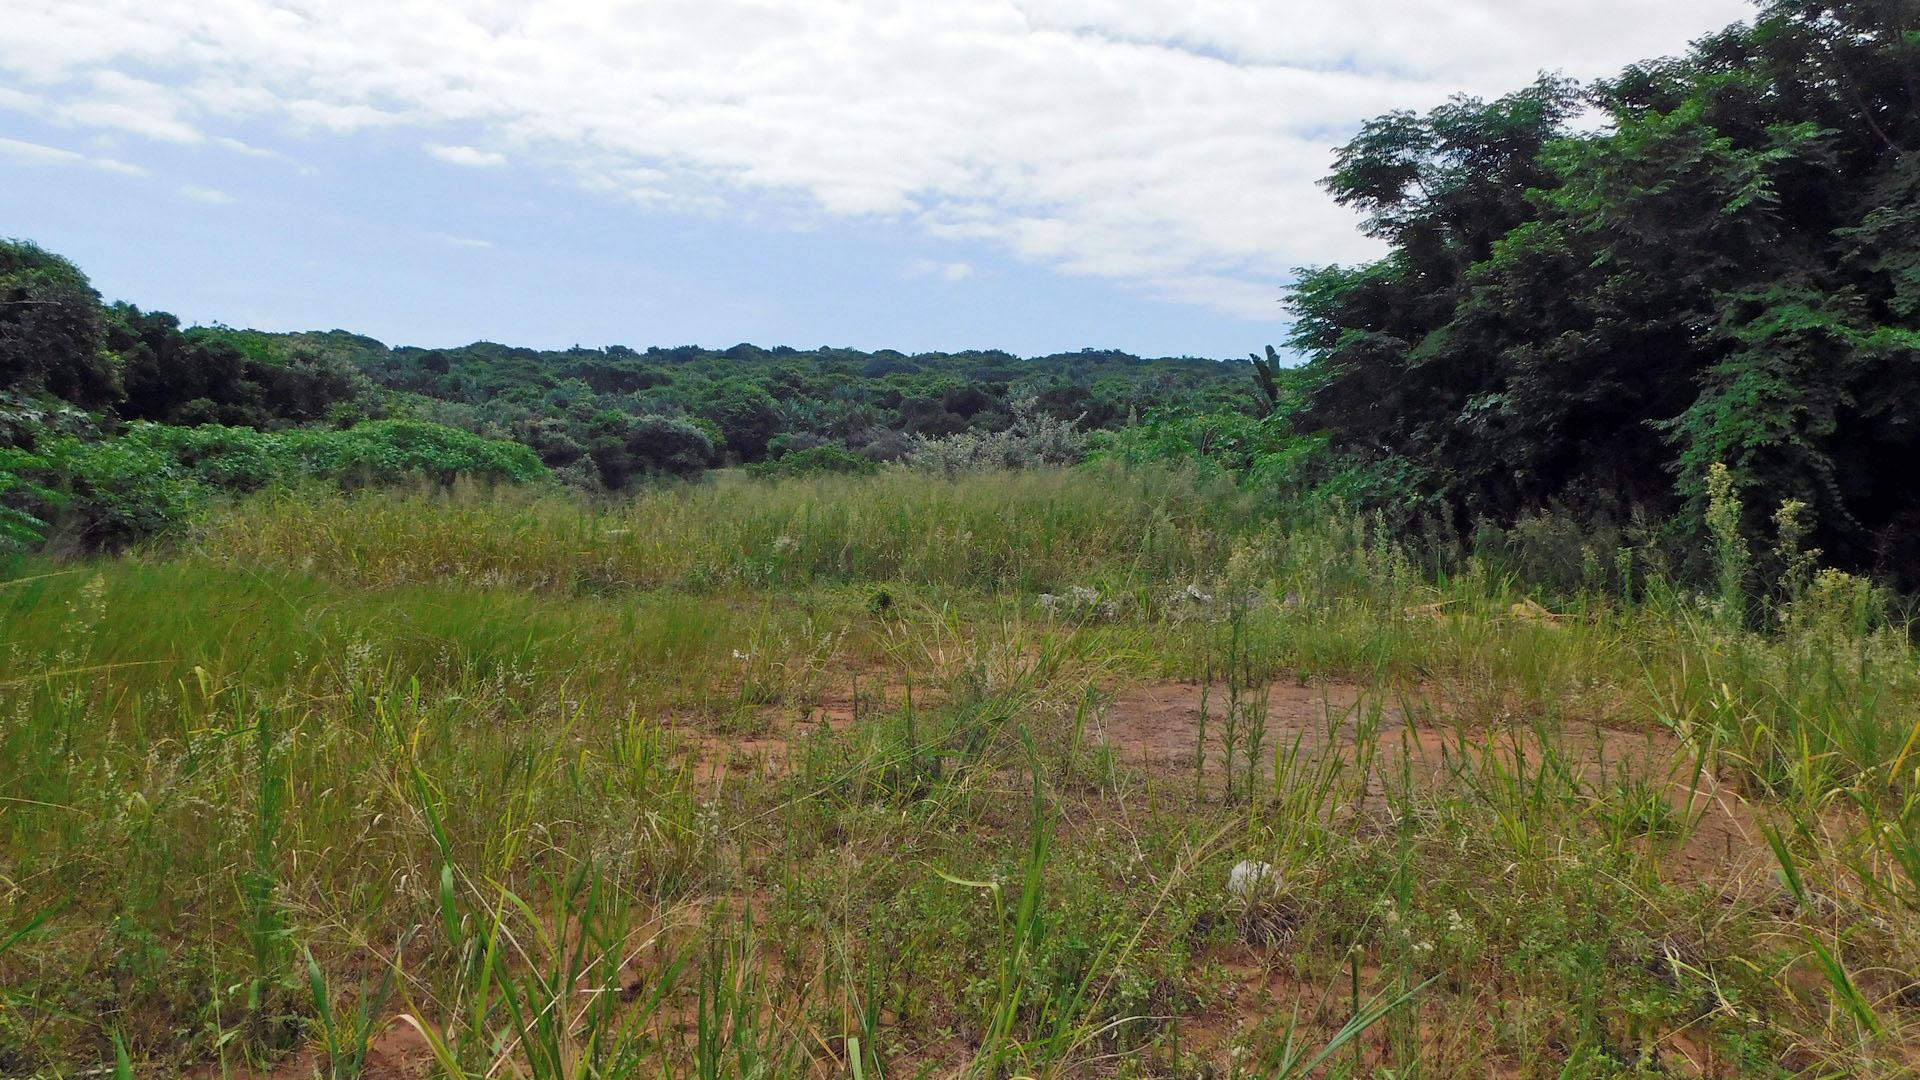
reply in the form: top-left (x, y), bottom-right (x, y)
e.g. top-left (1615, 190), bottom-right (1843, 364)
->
top-left (3, 466), bottom-right (1919, 1078)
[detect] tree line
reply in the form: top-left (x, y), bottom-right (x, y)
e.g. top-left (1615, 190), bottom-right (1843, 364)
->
top-left (1, 237), bottom-right (1243, 546)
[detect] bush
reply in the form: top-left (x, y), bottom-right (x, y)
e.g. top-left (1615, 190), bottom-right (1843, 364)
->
top-left (282, 420), bottom-right (548, 487)
top-left (623, 415), bottom-right (714, 479)
top-left (749, 443), bottom-right (877, 478)
top-left (588, 413), bottom-right (714, 488)
top-left (120, 423), bottom-right (291, 491)
top-left (0, 455), bottom-right (59, 549)
top-left (693, 380), bottom-right (784, 461)
top-left (1, 391), bottom-right (100, 451)
top-left (909, 396), bottom-right (1086, 474)
top-left (2, 435), bottom-right (199, 548)
top-left (1089, 408), bottom-right (1280, 476)
top-left (0, 420), bottom-right (548, 549)
top-left (851, 429), bottom-right (915, 464)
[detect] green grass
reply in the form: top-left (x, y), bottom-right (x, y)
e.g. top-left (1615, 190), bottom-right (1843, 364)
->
top-left (2, 465), bottom-right (1917, 1076)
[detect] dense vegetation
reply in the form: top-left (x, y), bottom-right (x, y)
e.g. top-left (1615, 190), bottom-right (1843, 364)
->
top-left (1286, 0), bottom-right (1920, 584)
top-left (2, 236), bottom-right (1240, 549)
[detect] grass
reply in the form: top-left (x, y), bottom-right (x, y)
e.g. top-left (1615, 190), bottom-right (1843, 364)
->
top-left (1, 464), bottom-right (1917, 1076)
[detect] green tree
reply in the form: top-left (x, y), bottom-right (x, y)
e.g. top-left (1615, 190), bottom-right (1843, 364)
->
top-left (694, 380), bottom-right (783, 461)
top-left (0, 239), bottom-right (117, 408)
top-left (1289, 0), bottom-right (1920, 579)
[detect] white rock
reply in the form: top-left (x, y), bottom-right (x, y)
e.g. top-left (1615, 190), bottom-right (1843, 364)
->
top-left (1227, 859), bottom-right (1280, 901)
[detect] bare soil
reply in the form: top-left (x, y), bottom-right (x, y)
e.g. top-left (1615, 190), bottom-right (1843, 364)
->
top-left (1095, 679), bottom-right (1770, 880)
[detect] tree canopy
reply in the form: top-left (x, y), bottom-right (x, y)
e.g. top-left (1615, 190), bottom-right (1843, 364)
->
top-left (1289, 0), bottom-right (1920, 580)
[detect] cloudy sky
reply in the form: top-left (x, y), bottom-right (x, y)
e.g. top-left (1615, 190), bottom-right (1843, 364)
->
top-left (2, 0), bottom-right (1751, 358)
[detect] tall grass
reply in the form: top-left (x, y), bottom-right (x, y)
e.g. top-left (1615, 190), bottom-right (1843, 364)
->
top-left (195, 465), bottom-right (1256, 595)
top-left (2, 465), bottom-right (1917, 1075)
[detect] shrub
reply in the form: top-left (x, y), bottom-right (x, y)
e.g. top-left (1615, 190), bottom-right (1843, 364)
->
top-left (1, 391), bottom-right (100, 451)
top-left (764, 432), bottom-right (829, 458)
top-left (0, 420), bottom-right (547, 550)
top-left (120, 423), bottom-right (292, 491)
top-left (852, 429), bottom-right (915, 463)
top-left (623, 415), bottom-right (714, 479)
top-left (0, 456), bottom-right (58, 549)
top-left (589, 413), bottom-right (714, 488)
top-left (3, 435), bottom-right (200, 547)
top-left (694, 380), bottom-right (784, 461)
top-left (1089, 408), bottom-right (1278, 475)
top-left (282, 420), bottom-right (549, 487)
top-left (749, 443), bottom-right (877, 478)
top-left (910, 396), bottom-right (1086, 474)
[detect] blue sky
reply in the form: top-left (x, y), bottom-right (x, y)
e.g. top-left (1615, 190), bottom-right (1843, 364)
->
top-left (2, 0), bottom-right (1752, 360)
top-left (5, 110), bottom-right (1267, 358)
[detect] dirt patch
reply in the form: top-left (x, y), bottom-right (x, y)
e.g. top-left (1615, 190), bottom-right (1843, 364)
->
top-left (679, 680), bottom-right (924, 783)
top-left (1097, 680), bottom-right (1768, 879)
top-left (183, 1023), bottom-right (434, 1080)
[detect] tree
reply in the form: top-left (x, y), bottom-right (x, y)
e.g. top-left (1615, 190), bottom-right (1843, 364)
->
top-left (1289, 0), bottom-right (1920, 580)
top-left (694, 380), bottom-right (784, 461)
top-left (111, 308), bottom-right (365, 428)
top-left (586, 411), bottom-right (713, 488)
top-left (0, 239), bottom-right (116, 408)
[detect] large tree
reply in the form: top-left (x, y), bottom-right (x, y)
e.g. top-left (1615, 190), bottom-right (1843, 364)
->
top-left (0, 239), bottom-right (117, 409)
top-left (1290, 0), bottom-right (1920, 579)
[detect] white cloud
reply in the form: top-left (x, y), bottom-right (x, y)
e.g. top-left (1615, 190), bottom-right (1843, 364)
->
top-left (179, 184), bottom-right (236, 203)
top-left (211, 134), bottom-right (308, 169)
top-left (0, 0), bottom-right (1753, 317)
top-left (427, 143), bottom-right (508, 167)
top-left (0, 134), bottom-right (146, 176)
top-left (430, 232), bottom-right (494, 249)
top-left (53, 71), bottom-right (203, 142)
top-left (906, 258), bottom-right (976, 282)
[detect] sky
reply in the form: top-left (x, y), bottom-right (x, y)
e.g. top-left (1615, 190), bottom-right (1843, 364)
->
top-left (2, 0), bottom-right (1753, 359)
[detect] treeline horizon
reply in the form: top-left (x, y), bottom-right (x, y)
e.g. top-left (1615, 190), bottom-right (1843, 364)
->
top-left (1, 238), bottom-right (1250, 547)
top-left (0, 249), bottom-right (1247, 453)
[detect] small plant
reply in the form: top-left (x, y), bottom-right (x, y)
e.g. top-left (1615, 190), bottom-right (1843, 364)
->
top-left (1247, 344), bottom-right (1285, 416)
top-left (243, 699), bottom-right (297, 1051)
top-left (305, 935), bottom-right (409, 1080)
top-left (1704, 462), bottom-right (1749, 627)
top-left (1772, 497), bottom-right (1820, 604)
top-left (1593, 770), bottom-right (1679, 843)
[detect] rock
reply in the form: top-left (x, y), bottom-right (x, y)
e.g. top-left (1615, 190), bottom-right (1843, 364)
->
top-left (1227, 859), bottom-right (1279, 901)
